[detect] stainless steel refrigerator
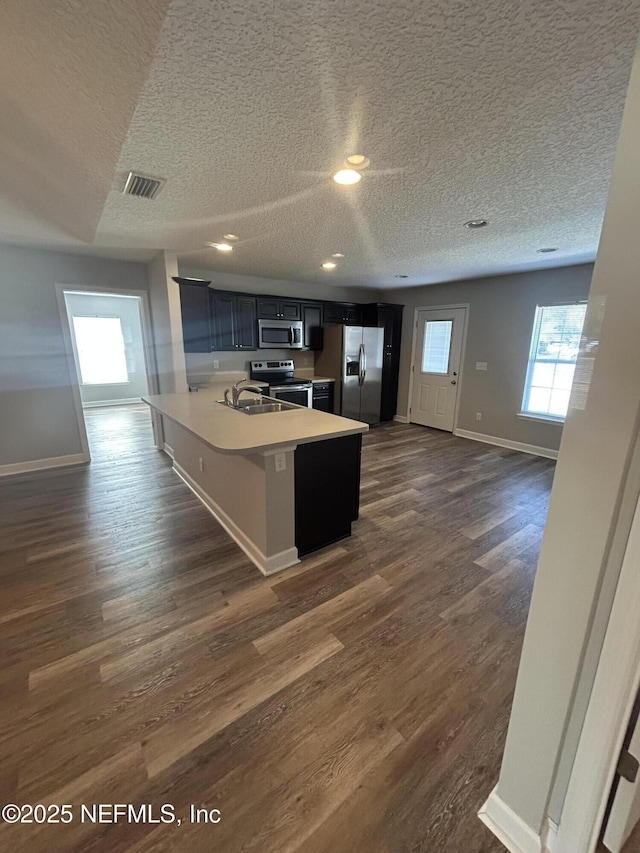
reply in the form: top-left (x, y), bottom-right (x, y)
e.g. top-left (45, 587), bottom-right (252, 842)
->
top-left (316, 325), bottom-right (384, 424)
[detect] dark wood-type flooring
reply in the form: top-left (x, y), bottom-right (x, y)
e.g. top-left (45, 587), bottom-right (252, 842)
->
top-left (0, 404), bottom-right (555, 852)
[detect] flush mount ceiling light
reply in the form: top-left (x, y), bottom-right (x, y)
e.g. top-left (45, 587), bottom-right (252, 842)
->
top-left (346, 154), bottom-right (371, 170)
top-left (537, 247), bottom-right (559, 253)
top-left (223, 234), bottom-right (239, 241)
top-left (332, 169), bottom-right (362, 185)
top-left (464, 219), bottom-right (489, 228)
top-left (207, 242), bottom-right (233, 252)
top-left (322, 261), bottom-right (337, 270)
top-left (332, 253), bottom-right (345, 258)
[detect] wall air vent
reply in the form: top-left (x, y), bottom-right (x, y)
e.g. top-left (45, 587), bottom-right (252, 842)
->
top-left (122, 171), bottom-right (165, 200)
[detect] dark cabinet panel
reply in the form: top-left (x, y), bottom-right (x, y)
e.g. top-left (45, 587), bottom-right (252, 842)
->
top-left (362, 302), bottom-right (404, 421)
top-left (295, 434), bottom-right (362, 556)
top-left (235, 296), bottom-right (258, 350)
top-left (312, 381), bottom-right (334, 412)
top-left (256, 298), bottom-right (280, 319)
top-left (210, 290), bottom-right (257, 351)
top-left (257, 298), bottom-right (300, 320)
top-left (211, 292), bottom-right (235, 351)
top-left (175, 278), bottom-right (212, 353)
top-left (323, 302), bottom-right (362, 325)
top-left (301, 302), bottom-right (324, 350)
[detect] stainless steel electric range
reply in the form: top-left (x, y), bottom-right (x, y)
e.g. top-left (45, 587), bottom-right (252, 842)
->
top-left (249, 360), bottom-right (312, 408)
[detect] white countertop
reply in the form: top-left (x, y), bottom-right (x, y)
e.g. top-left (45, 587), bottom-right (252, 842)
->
top-left (143, 383), bottom-right (366, 454)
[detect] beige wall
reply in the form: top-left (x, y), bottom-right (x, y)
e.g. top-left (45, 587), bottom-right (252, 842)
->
top-left (179, 266), bottom-right (379, 304)
top-left (0, 244), bottom-right (148, 468)
top-left (382, 264), bottom-right (593, 451)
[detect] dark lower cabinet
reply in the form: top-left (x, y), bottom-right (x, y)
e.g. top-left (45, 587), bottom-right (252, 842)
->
top-left (312, 382), bottom-right (334, 412)
top-left (294, 434), bottom-right (362, 556)
top-left (210, 291), bottom-right (257, 351)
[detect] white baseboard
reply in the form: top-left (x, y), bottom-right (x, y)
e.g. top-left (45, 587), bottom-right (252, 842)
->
top-left (479, 788), bottom-right (547, 853)
top-left (454, 428), bottom-right (558, 460)
top-left (82, 398), bottom-right (141, 408)
top-left (162, 443), bottom-right (175, 460)
top-left (173, 462), bottom-right (299, 576)
top-left (393, 414), bottom-right (409, 424)
top-left (0, 452), bottom-right (89, 478)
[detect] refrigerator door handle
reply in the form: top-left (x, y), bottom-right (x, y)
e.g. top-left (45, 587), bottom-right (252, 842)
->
top-left (358, 343), bottom-right (365, 385)
top-left (362, 344), bottom-right (367, 384)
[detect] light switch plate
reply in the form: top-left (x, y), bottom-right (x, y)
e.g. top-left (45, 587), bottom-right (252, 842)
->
top-left (476, 362), bottom-right (488, 371)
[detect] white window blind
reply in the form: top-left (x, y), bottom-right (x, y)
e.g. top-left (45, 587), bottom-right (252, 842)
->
top-left (521, 303), bottom-right (587, 420)
top-left (72, 316), bottom-right (129, 385)
top-left (422, 320), bottom-right (453, 374)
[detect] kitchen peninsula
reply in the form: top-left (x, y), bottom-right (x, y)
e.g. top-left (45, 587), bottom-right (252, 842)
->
top-left (143, 386), bottom-right (367, 575)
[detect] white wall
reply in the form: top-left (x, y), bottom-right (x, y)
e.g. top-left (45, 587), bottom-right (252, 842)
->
top-left (381, 264), bottom-right (593, 452)
top-left (489, 37), bottom-right (640, 837)
top-left (0, 244), bottom-right (148, 469)
top-left (64, 291), bottom-right (148, 405)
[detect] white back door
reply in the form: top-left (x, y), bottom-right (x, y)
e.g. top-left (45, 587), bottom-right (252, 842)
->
top-left (410, 307), bottom-right (465, 431)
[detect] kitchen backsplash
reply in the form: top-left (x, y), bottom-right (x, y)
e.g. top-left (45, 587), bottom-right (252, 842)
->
top-left (185, 350), bottom-right (315, 384)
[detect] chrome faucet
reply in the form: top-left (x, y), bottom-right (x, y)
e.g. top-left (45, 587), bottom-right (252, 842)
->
top-left (224, 380), bottom-right (265, 408)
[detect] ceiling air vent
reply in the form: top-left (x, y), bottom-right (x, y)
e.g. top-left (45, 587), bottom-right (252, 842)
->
top-left (122, 171), bottom-right (165, 200)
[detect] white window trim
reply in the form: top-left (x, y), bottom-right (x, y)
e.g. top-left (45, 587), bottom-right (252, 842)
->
top-left (520, 301), bottom-right (587, 422)
top-left (517, 412), bottom-right (565, 425)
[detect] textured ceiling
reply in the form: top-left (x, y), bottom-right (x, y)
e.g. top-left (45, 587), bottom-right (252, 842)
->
top-left (0, 0), bottom-right (168, 246)
top-left (2, 0), bottom-right (640, 288)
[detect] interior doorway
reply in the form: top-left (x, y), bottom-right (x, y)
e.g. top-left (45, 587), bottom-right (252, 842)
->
top-left (409, 306), bottom-right (467, 431)
top-left (56, 286), bottom-right (157, 460)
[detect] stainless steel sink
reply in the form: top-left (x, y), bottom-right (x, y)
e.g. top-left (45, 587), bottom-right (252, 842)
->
top-left (217, 397), bottom-right (299, 414)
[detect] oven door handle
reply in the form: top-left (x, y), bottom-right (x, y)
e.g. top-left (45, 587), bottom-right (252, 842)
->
top-left (289, 326), bottom-right (293, 345)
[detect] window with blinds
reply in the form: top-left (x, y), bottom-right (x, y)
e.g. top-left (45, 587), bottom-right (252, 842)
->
top-left (422, 320), bottom-right (453, 374)
top-left (521, 303), bottom-right (587, 420)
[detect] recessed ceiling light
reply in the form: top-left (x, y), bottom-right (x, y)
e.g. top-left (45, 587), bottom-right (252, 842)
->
top-left (537, 247), bottom-right (559, 253)
top-left (332, 253), bottom-right (345, 258)
top-left (395, 274), bottom-right (408, 279)
top-left (210, 242), bottom-right (233, 252)
top-left (223, 234), bottom-right (239, 241)
top-left (346, 154), bottom-right (370, 169)
top-left (464, 219), bottom-right (489, 228)
top-left (332, 169), bottom-right (362, 185)
top-left (322, 261), bottom-right (337, 270)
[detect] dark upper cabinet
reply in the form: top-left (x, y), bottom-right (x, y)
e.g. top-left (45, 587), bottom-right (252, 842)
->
top-left (235, 296), bottom-right (258, 350)
top-left (256, 298), bottom-right (300, 320)
top-left (174, 277), bottom-right (212, 353)
top-left (323, 302), bottom-right (362, 325)
top-left (362, 302), bottom-right (404, 422)
top-left (301, 302), bottom-right (324, 350)
top-left (210, 290), bottom-right (257, 351)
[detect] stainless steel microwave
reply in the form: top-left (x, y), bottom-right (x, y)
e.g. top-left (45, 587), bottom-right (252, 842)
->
top-left (258, 319), bottom-right (303, 349)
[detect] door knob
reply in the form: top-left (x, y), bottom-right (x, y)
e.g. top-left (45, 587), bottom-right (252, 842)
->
top-left (451, 380), bottom-right (457, 385)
